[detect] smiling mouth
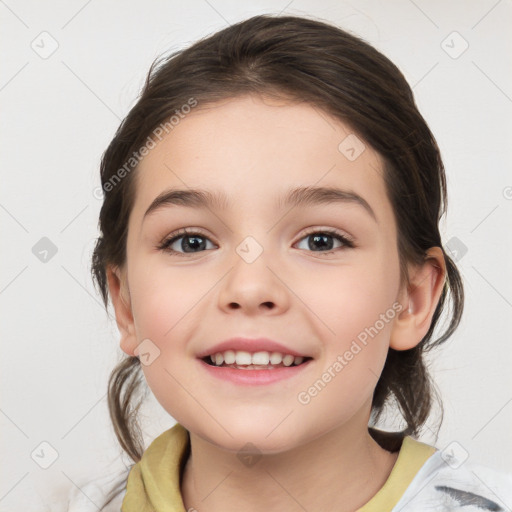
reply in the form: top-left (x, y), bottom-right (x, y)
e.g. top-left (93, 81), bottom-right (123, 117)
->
top-left (201, 351), bottom-right (313, 370)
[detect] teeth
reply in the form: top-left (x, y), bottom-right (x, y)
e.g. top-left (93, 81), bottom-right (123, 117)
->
top-left (270, 352), bottom-right (283, 365)
top-left (235, 351), bottom-right (252, 365)
top-left (252, 351), bottom-right (270, 365)
top-left (224, 350), bottom-right (236, 364)
top-left (206, 350), bottom-right (307, 368)
top-left (282, 354), bottom-right (294, 367)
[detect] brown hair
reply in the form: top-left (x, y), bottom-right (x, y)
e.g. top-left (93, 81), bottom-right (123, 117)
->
top-left (91, 13), bottom-right (464, 468)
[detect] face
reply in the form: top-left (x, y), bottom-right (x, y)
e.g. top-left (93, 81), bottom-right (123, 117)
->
top-left (119, 94), bottom-right (406, 453)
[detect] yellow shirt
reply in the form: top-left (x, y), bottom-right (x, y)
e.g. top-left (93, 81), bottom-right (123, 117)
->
top-left (122, 422), bottom-right (437, 512)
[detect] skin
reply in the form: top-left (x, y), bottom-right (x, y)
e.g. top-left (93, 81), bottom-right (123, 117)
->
top-left (107, 94), bottom-right (446, 511)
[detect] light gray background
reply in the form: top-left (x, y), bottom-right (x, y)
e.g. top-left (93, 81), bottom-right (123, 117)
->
top-left (1, 0), bottom-right (511, 509)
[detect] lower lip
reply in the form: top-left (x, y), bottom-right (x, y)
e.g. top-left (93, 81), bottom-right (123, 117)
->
top-left (198, 359), bottom-right (312, 385)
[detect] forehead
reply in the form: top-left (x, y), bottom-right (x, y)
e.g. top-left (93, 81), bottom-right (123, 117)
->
top-left (130, 94), bottom-right (392, 226)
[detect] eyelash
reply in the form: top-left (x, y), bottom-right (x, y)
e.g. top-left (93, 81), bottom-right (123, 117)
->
top-left (157, 227), bottom-right (355, 258)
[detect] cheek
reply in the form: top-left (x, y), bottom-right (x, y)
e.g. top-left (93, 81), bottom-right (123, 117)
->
top-left (298, 250), bottom-right (400, 343)
top-left (295, 270), bottom-right (398, 428)
top-left (129, 263), bottom-right (208, 344)
top-left (126, 268), bottom-right (191, 375)
top-left (128, 267), bottom-right (204, 420)
top-left (295, 250), bottom-right (400, 392)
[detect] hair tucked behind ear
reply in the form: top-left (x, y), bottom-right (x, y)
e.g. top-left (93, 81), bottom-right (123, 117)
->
top-left (107, 356), bottom-right (146, 462)
top-left (371, 255), bottom-right (464, 445)
top-left (91, 13), bottom-right (464, 467)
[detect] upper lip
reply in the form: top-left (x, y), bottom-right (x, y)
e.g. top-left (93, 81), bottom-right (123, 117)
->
top-left (196, 337), bottom-right (310, 359)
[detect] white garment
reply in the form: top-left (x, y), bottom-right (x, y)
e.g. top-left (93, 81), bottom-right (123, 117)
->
top-left (35, 452), bottom-right (512, 511)
top-left (392, 450), bottom-right (512, 511)
top-left (66, 467), bottom-right (129, 512)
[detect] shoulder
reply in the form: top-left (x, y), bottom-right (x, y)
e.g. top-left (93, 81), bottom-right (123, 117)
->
top-left (394, 449), bottom-right (512, 511)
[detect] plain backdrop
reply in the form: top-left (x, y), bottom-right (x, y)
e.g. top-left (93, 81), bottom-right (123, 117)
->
top-left (1, 0), bottom-right (511, 509)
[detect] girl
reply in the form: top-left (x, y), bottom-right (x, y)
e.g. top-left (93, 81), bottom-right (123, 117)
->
top-left (81, 13), bottom-right (511, 512)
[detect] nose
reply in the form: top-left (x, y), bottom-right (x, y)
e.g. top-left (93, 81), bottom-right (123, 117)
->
top-left (217, 246), bottom-right (291, 316)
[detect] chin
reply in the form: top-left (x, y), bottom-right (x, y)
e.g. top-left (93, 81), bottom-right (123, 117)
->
top-left (197, 421), bottom-right (306, 455)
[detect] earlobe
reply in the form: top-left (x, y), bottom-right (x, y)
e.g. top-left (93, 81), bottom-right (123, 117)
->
top-left (390, 247), bottom-right (446, 351)
top-left (106, 265), bottom-right (138, 356)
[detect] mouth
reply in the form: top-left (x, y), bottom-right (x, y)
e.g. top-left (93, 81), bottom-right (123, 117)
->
top-left (201, 350), bottom-right (313, 370)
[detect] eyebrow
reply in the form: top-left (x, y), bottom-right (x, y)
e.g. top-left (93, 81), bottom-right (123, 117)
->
top-left (143, 185), bottom-right (377, 222)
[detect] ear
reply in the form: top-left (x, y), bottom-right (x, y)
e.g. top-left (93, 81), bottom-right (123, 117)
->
top-left (390, 247), bottom-right (447, 351)
top-left (106, 265), bottom-right (138, 356)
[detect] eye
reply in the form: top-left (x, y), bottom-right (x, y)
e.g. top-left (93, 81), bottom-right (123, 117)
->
top-left (295, 228), bottom-right (354, 255)
top-left (158, 227), bottom-right (355, 257)
top-left (158, 228), bottom-right (216, 257)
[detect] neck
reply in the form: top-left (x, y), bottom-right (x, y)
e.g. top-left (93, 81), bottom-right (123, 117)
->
top-left (180, 415), bottom-right (399, 512)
